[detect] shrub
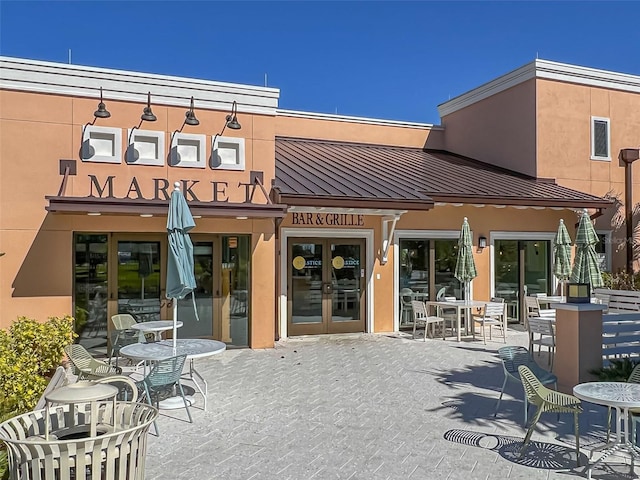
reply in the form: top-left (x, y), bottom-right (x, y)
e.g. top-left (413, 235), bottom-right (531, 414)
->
top-left (0, 316), bottom-right (76, 413)
top-left (601, 271), bottom-right (640, 290)
top-left (590, 357), bottom-right (640, 381)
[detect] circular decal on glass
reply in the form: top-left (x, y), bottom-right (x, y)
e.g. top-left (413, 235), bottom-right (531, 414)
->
top-left (292, 256), bottom-right (306, 270)
top-left (332, 256), bottom-right (345, 269)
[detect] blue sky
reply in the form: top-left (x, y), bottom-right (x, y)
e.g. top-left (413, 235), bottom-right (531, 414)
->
top-left (1, 1), bottom-right (639, 124)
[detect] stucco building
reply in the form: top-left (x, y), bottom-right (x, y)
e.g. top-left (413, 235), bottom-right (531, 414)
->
top-left (1, 56), bottom-right (637, 350)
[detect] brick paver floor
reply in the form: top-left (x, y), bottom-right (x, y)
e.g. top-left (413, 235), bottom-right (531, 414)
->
top-left (144, 327), bottom-right (633, 480)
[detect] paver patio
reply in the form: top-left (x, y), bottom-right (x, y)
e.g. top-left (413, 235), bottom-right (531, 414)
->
top-left (144, 327), bottom-right (634, 480)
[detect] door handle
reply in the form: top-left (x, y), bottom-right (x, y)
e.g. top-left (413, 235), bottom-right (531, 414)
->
top-left (323, 283), bottom-right (333, 294)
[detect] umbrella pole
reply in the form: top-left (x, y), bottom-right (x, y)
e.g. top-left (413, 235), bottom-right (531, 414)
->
top-left (173, 299), bottom-right (178, 354)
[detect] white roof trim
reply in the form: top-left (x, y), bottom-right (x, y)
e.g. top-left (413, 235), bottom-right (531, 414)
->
top-left (287, 206), bottom-right (408, 216)
top-left (438, 59), bottom-right (640, 117)
top-left (277, 108), bottom-right (440, 129)
top-left (0, 56), bottom-right (280, 115)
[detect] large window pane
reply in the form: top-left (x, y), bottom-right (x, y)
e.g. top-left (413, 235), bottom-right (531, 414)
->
top-left (434, 239), bottom-right (461, 299)
top-left (399, 240), bottom-right (429, 293)
top-left (178, 242), bottom-right (214, 338)
top-left (221, 235), bottom-right (250, 346)
top-left (73, 234), bottom-right (108, 355)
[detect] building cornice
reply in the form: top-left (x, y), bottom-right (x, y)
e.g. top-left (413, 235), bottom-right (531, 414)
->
top-left (277, 109), bottom-right (441, 130)
top-left (438, 59), bottom-right (640, 118)
top-left (0, 56), bottom-right (280, 115)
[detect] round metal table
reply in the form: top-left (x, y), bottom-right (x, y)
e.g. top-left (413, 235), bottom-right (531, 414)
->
top-left (130, 320), bottom-right (183, 341)
top-left (120, 339), bottom-right (226, 411)
top-left (573, 382), bottom-right (640, 479)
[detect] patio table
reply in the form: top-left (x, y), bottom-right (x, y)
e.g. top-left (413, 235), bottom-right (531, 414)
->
top-left (424, 300), bottom-right (486, 342)
top-left (130, 320), bottom-right (183, 342)
top-left (573, 381), bottom-right (640, 479)
top-left (119, 338), bottom-right (225, 411)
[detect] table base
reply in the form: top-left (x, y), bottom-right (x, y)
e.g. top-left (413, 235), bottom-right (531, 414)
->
top-left (159, 395), bottom-right (194, 410)
top-left (585, 441), bottom-right (640, 479)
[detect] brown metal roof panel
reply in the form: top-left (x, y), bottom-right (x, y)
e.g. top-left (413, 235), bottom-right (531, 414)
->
top-left (274, 137), bottom-right (611, 207)
top-left (276, 142), bottom-right (427, 200)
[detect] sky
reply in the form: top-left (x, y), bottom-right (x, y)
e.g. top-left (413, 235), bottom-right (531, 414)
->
top-left (1, 1), bottom-right (639, 124)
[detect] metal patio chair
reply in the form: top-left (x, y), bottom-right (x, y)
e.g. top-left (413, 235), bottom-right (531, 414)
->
top-left (518, 365), bottom-right (582, 466)
top-left (411, 300), bottom-right (445, 340)
top-left (64, 344), bottom-right (122, 380)
top-left (494, 346), bottom-right (557, 425)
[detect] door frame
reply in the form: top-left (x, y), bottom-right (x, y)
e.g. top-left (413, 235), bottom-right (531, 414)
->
top-left (109, 233), bottom-right (221, 339)
top-left (393, 229), bottom-right (462, 332)
top-left (489, 231), bottom-right (555, 321)
top-left (279, 227), bottom-right (374, 339)
top-left (286, 238), bottom-right (366, 336)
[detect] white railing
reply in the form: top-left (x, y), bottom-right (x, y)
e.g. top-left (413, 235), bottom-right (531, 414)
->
top-left (602, 312), bottom-right (640, 365)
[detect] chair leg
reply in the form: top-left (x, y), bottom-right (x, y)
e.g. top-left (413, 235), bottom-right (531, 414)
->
top-left (494, 377), bottom-right (507, 417)
top-left (574, 411), bottom-right (581, 467)
top-left (412, 319), bottom-right (417, 339)
top-left (520, 407), bottom-right (543, 458)
top-left (482, 323), bottom-right (486, 345)
top-left (177, 382), bottom-right (193, 423)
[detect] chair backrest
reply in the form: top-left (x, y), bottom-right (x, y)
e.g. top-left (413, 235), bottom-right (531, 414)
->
top-left (411, 300), bottom-right (427, 320)
top-left (400, 288), bottom-right (414, 307)
top-left (144, 354), bottom-right (187, 388)
top-left (484, 302), bottom-right (505, 319)
top-left (527, 317), bottom-right (554, 336)
top-left (628, 363), bottom-right (640, 384)
top-left (436, 287), bottom-right (446, 301)
top-left (518, 365), bottom-right (546, 406)
top-left (490, 297), bottom-right (505, 303)
top-left (498, 346), bottom-right (531, 376)
top-left (524, 296), bottom-right (541, 316)
top-left (95, 375), bottom-right (139, 401)
top-left (64, 344), bottom-right (99, 371)
top-left (111, 314), bottom-right (138, 330)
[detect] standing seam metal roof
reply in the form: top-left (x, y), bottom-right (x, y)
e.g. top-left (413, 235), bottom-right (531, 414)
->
top-left (274, 137), bottom-right (611, 210)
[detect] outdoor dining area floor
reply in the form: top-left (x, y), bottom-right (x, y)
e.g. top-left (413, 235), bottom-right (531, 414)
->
top-left (143, 327), bottom-right (635, 480)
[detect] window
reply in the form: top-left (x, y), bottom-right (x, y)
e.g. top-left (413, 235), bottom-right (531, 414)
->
top-left (211, 135), bottom-right (245, 170)
top-left (81, 126), bottom-right (122, 163)
top-left (596, 231), bottom-right (611, 272)
top-left (126, 129), bottom-right (165, 166)
top-left (591, 117), bottom-right (610, 160)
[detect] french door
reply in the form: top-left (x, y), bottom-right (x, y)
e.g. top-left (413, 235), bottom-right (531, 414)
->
top-left (288, 238), bottom-right (365, 335)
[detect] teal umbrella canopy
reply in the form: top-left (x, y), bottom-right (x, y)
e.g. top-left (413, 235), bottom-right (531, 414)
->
top-left (454, 217), bottom-right (477, 301)
top-left (166, 183), bottom-right (197, 351)
top-left (570, 210), bottom-right (604, 288)
top-left (553, 219), bottom-right (572, 282)
top-left (166, 185), bottom-right (197, 300)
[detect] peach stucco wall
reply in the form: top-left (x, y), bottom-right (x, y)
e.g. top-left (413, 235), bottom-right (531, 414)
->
top-left (536, 79), bottom-right (640, 272)
top-left (275, 115), bottom-right (444, 149)
top-left (440, 80), bottom-right (537, 176)
top-left (0, 89), bottom-right (277, 344)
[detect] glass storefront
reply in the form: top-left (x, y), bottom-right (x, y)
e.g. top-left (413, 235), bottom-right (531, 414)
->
top-left (73, 232), bottom-right (251, 349)
top-left (399, 238), bottom-right (461, 299)
top-left (494, 239), bottom-right (551, 321)
top-left (73, 234), bottom-right (108, 354)
top-left (220, 235), bottom-right (250, 347)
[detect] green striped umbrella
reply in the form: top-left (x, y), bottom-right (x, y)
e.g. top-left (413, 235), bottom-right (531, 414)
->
top-left (570, 210), bottom-right (604, 288)
top-left (553, 219), bottom-right (572, 296)
top-left (454, 217), bottom-right (478, 302)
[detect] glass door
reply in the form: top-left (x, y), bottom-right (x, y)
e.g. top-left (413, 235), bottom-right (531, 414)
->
top-left (177, 241), bottom-right (214, 338)
top-left (288, 238), bottom-right (365, 335)
top-left (116, 240), bottom-right (162, 323)
top-left (494, 239), bottom-right (551, 322)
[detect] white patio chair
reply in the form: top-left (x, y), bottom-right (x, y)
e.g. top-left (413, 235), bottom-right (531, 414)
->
top-left (526, 316), bottom-right (556, 369)
top-left (411, 300), bottom-right (445, 341)
top-left (473, 302), bottom-right (507, 344)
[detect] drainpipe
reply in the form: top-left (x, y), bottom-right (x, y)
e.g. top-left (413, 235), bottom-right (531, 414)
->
top-left (620, 148), bottom-right (640, 274)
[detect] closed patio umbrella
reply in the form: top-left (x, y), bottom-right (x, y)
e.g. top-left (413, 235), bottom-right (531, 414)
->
top-left (553, 219), bottom-right (572, 297)
top-left (570, 209), bottom-right (604, 289)
top-left (454, 217), bottom-right (478, 303)
top-left (166, 182), bottom-right (198, 352)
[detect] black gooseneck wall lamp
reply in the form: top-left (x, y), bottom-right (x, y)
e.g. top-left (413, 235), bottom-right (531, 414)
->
top-left (128, 92), bottom-right (157, 144)
top-left (170, 96), bottom-right (200, 145)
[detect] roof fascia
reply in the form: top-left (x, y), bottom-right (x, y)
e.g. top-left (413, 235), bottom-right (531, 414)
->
top-left (0, 56), bottom-right (279, 115)
top-left (277, 109), bottom-right (441, 129)
top-left (438, 59), bottom-right (640, 118)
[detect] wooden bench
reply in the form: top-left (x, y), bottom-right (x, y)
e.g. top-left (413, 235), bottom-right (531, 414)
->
top-left (593, 288), bottom-right (640, 313)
